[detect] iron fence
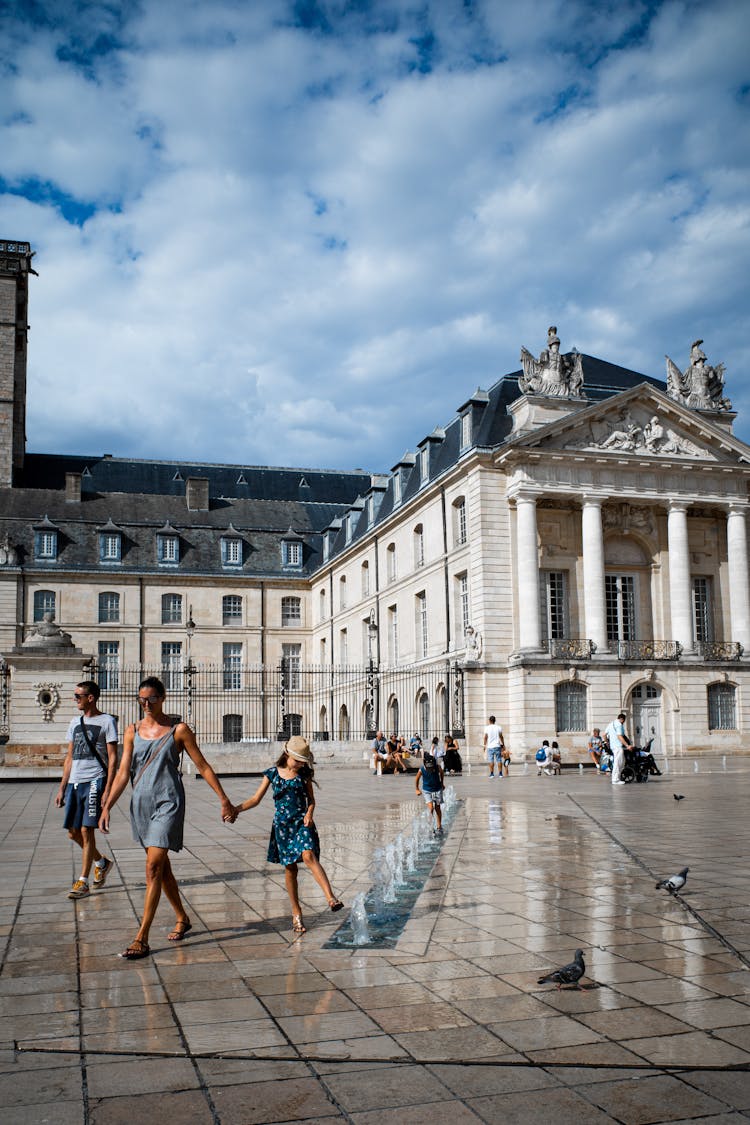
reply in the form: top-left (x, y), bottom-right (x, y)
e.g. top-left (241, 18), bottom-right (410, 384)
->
top-left (87, 660), bottom-right (465, 745)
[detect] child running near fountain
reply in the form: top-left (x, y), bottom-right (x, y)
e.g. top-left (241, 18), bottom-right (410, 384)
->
top-left (230, 737), bottom-right (343, 934)
top-left (415, 752), bottom-right (445, 835)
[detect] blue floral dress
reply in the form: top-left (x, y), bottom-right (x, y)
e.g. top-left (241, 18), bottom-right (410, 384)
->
top-left (264, 766), bottom-right (320, 865)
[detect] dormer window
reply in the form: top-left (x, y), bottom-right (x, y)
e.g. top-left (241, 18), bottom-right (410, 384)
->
top-left (367, 496), bottom-right (374, 526)
top-left (460, 412), bottom-right (471, 450)
top-left (345, 513), bottom-right (353, 544)
top-left (282, 540), bottom-right (302, 568)
top-left (35, 529), bottom-right (58, 560)
top-left (420, 446), bottom-right (429, 483)
top-left (99, 532), bottom-right (121, 562)
top-left (393, 473), bottom-right (402, 507)
top-left (158, 534), bottom-right (180, 565)
top-left (221, 536), bottom-right (243, 567)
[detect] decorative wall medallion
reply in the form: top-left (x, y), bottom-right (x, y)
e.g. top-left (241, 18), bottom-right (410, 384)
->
top-left (34, 682), bottom-right (62, 722)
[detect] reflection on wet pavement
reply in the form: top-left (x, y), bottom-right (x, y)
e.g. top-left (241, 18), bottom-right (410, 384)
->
top-left (1, 764), bottom-right (749, 1121)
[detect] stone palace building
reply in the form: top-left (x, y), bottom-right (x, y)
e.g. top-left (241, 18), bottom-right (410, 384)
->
top-left (1, 238), bottom-right (749, 764)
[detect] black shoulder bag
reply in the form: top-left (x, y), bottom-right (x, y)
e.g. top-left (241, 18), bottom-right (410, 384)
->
top-left (79, 717), bottom-right (109, 773)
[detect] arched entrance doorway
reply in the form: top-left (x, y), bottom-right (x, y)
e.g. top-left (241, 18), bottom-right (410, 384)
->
top-left (629, 683), bottom-right (662, 754)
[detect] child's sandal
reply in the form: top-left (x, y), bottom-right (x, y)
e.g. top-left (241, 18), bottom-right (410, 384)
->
top-left (328, 899), bottom-right (344, 912)
top-left (292, 914), bottom-right (306, 934)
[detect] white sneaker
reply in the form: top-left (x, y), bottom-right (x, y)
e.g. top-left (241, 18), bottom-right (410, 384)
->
top-left (612, 780), bottom-right (626, 786)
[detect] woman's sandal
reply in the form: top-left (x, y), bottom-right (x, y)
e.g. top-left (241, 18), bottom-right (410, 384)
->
top-left (292, 914), bottom-right (306, 934)
top-left (328, 899), bottom-right (344, 912)
top-left (168, 919), bottom-right (193, 942)
top-left (120, 938), bottom-right (150, 960)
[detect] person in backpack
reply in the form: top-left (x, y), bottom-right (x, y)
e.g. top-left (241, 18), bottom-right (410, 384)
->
top-left (415, 752), bottom-right (445, 835)
top-left (56, 680), bottom-right (117, 900)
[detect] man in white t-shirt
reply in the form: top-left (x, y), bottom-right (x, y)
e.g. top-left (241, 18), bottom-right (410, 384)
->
top-left (483, 715), bottom-right (505, 780)
top-left (55, 681), bottom-right (118, 899)
top-left (605, 711), bottom-right (633, 786)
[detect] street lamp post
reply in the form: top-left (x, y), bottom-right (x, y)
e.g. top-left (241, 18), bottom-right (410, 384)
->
top-left (185, 605), bottom-right (196, 728)
top-left (366, 610), bottom-right (379, 739)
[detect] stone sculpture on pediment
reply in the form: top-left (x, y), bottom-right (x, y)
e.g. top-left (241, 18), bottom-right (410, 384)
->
top-left (569, 410), bottom-right (704, 459)
top-left (519, 326), bottom-right (585, 399)
top-left (0, 536), bottom-right (19, 566)
top-left (666, 339), bottom-right (732, 412)
top-left (464, 625), bottom-right (483, 661)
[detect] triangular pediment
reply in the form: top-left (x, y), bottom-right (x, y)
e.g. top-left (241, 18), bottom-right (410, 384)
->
top-left (506, 383), bottom-right (750, 466)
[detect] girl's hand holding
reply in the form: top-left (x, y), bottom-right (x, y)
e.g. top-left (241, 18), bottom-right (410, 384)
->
top-left (303, 810), bottom-right (314, 828)
top-left (221, 799), bottom-right (238, 824)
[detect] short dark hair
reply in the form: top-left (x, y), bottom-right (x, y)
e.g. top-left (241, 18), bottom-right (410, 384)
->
top-left (77, 680), bottom-right (100, 701)
top-left (489, 715), bottom-right (496, 723)
top-left (617, 711), bottom-right (626, 720)
top-left (139, 676), bottom-right (166, 697)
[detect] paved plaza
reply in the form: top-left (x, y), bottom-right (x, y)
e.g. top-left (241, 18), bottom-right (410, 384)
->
top-left (1, 759), bottom-right (750, 1124)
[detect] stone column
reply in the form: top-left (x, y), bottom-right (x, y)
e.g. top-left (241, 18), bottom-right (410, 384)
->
top-left (667, 501), bottom-right (693, 652)
top-left (727, 504), bottom-right (750, 653)
top-left (581, 496), bottom-right (608, 653)
top-left (515, 492), bottom-right (542, 650)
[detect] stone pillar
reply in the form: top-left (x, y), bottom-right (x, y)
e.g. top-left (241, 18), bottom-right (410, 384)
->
top-left (667, 501), bottom-right (694, 652)
top-left (727, 504), bottom-right (750, 653)
top-left (581, 496), bottom-right (608, 653)
top-left (515, 492), bottom-right (542, 650)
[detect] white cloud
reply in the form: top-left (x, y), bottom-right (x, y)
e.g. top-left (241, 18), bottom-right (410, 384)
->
top-left (1, 0), bottom-right (749, 469)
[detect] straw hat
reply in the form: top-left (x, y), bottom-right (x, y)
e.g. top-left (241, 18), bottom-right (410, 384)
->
top-left (285, 735), bottom-right (314, 765)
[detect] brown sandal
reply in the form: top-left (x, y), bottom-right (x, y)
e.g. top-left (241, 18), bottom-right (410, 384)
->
top-left (328, 899), bottom-right (344, 912)
top-left (120, 938), bottom-right (150, 960)
top-left (168, 919), bottom-right (193, 942)
top-left (292, 914), bottom-right (306, 934)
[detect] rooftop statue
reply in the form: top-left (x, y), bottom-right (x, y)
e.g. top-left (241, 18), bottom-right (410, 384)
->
top-left (519, 326), bottom-right (585, 399)
top-left (666, 339), bottom-right (732, 412)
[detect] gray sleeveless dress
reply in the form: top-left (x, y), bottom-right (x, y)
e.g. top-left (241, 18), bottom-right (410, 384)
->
top-left (129, 724), bottom-right (185, 851)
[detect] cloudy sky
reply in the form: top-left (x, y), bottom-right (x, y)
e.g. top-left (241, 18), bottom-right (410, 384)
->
top-left (2, 0), bottom-right (749, 471)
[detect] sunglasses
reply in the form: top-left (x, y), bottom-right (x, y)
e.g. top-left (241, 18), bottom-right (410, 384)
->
top-left (137, 696), bottom-right (161, 706)
top-left (73, 692), bottom-right (91, 700)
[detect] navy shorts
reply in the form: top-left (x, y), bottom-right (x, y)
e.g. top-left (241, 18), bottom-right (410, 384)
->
top-left (63, 779), bottom-right (103, 829)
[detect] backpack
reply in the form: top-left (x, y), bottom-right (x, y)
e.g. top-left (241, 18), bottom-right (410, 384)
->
top-left (535, 748), bottom-right (546, 762)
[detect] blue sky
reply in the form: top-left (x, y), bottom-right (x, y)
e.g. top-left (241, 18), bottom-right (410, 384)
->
top-left (1, 0), bottom-right (749, 469)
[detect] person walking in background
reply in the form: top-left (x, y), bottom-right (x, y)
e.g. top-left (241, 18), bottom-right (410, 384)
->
top-left (100, 676), bottom-right (236, 960)
top-left (483, 715), bottom-right (505, 779)
top-left (605, 711), bottom-right (633, 786)
top-left (56, 681), bottom-right (117, 900)
top-left (416, 752), bottom-right (445, 835)
top-left (588, 728), bottom-right (604, 772)
top-left (231, 736), bottom-right (343, 934)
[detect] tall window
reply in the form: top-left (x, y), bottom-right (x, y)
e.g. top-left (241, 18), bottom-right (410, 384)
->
top-left (388, 605), bottom-right (399, 664)
top-left (161, 593), bottom-right (182, 624)
top-left (414, 525), bottom-right (425, 569)
top-left (33, 589), bottom-right (56, 622)
top-left (282, 643), bottom-right (301, 689)
top-left (320, 637), bottom-right (327, 664)
top-left (221, 536), bottom-right (242, 567)
top-left (708, 683), bottom-right (736, 730)
top-left (222, 643), bottom-right (242, 690)
top-left (319, 588), bottom-right (327, 622)
top-left (222, 595), bottom-right (242, 625)
top-left (693, 577), bottom-right (713, 643)
top-left (387, 543), bottom-right (396, 583)
top-left (453, 497), bottom-right (467, 546)
top-left (361, 561), bottom-right (370, 598)
top-left (556, 682), bottom-right (587, 732)
top-left (393, 473), bottom-right (402, 508)
top-left (98, 591), bottom-right (120, 623)
top-left (457, 572), bottom-right (470, 635)
top-left (161, 641), bottom-right (182, 690)
top-left (541, 571), bottom-right (568, 642)
top-left (34, 531), bottom-right (57, 560)
top-left (460, 413), bottom-right (471, 450)
top-left (281, 596), bottom-right (301, 627)
top-left (416, 592), bottom-right (428, 659)
top-left (157, 534), bottom-right (179, 564)
top-left (99, 533), bottom-right (121, 562)
top-left (420, 446), bottom-right (429, 484)
top-left (339, 575), bottom-right (347, 610)
top-left (339, 628), bottom-right (348, 664)
top-left (98, 641), bottom-right (120, 690)
top-left (223, 714), bottom-right (243, 742)
top-left (606, 575), bottom-right (636, 641)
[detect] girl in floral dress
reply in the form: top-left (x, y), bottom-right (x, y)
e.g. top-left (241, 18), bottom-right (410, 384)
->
top-left (232, 736), bottom-right (343, 933)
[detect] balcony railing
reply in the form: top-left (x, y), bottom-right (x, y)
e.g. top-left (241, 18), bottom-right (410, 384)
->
top-left (617, 640), bottom-right (682, 661)
top-left (546, 638), bottom-right (597, 660)
top-left (695, 641), bottom-right (744, 661)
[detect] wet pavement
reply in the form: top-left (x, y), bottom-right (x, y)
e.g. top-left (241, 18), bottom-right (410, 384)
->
top-left (1, 759), bottom-right (749, 1123)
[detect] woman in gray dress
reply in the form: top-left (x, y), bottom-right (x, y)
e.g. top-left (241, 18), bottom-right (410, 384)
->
top-left (100, 676), bottom-right (235, 959)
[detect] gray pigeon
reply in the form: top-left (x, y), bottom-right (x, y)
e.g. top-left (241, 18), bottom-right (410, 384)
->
top-left (537, 949), bottom-right (585, 989)
top-left (656, 866), bottom-right (689, 892)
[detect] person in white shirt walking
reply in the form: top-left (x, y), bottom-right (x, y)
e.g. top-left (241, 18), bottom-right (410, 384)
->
top-left (483, 715), bottom-right (505, 779)
top-left (605, 711), bottom-right (633, 786)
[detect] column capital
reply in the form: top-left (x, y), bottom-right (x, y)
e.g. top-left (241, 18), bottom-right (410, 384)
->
top-left (508, 485), bottom-right (541, 505)
top-left (667, 499), bottom-right (690, 514)
top-left (726, 501), bottom-right (749, 517)
top-left (581, 493), bottom-right (604, 509)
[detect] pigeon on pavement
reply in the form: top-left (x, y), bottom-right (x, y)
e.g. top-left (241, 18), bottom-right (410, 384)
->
top-left (673, 794), bottom-right (686, 801)
top-left (537, 949), bottom-right (585, 989)
top-left (655, 866), bottom-right (689, 892)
